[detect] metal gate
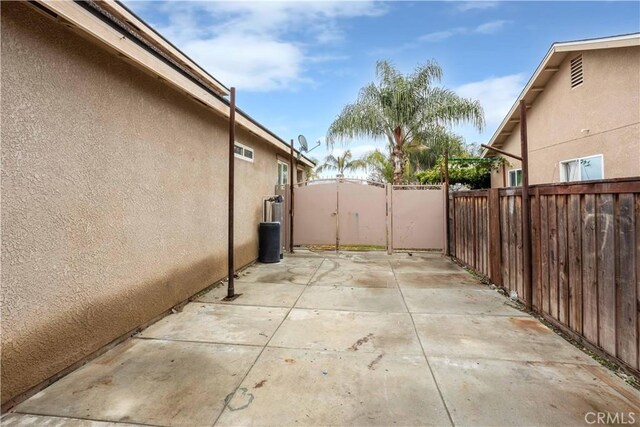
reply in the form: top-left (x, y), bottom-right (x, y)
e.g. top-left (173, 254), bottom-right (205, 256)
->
top-left (293, 179), bottom-right (445, 251)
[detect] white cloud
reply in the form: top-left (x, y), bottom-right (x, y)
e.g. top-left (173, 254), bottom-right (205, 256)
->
top-left (456, 73), bottom-right (525, 124)
top-left (179, 34), bottom-right (306, 91)
top-left (456, 1), bottom-right (500, 12)
top-left (136, 1), bottom-right (387, 92)
top-left (419, 20), bottom-right (510, 43)
top-left (453, 73), bottom-right (526, 144)
top-left (419, 29), bottom-right (464, 43)
top-left (475, 20), bottom-right (508, 34)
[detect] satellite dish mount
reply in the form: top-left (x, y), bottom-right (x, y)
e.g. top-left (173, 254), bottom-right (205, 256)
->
top-left (297, 135), bottom-right (320, 160)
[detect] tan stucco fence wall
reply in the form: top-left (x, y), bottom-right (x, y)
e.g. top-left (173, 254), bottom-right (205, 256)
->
top-left (491, 46), bottom-right (640, 187)
top-left (1, 2), bottom-right (283, 405)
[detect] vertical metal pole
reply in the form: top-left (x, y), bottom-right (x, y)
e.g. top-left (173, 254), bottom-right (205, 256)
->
top-left (335, 179), bottom-right (340, 252)
top-left (386, 183), bottom-right (392, 255)
top-left (227, 87), bottom-right (236, 299)
top-left (389, 184), bottom-right (394, 253)
top-left (289, 139), bottom-right (295, 253)
top-left (520, 99), bottom-right (532, 310)
top-left (444, 148), bottom-right (450, 256)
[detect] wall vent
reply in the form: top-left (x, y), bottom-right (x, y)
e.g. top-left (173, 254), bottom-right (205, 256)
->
top-left (570, 55), bottom-right (583, 88)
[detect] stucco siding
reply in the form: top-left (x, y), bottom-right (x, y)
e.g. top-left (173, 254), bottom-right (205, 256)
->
top-left (490, 45), bottom-right (640, 187)
top-left (1, 2), bottom-right (282, 404)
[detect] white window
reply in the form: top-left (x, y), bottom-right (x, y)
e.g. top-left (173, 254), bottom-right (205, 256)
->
top-left (560, 154), bottom-right (603, 182)
top-left (508, 169), bottom-right (522, 187)
top-left (234, 142), bottom-right (254, 162)
top-left (277, 161), bottom-right (289, 186)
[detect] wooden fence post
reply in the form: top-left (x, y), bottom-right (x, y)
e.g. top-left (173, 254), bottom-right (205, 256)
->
top-left (488, 188), bottom-right (502, 286)
top-left (444, 149), bottom-right (450, 256)
top-left (520, 100), bottom-right (533, 309)
top-left (451, 193), bottom-right (457, 258)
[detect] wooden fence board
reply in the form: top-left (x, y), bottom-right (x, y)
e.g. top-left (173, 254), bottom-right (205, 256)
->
top-left (465, 196), bottom-right (469, 265)
top-left (636, 194), bottom-right (640, 371)
top-left (532, 191), bottom-right (541, 310)
top-left (568, 194), bottom-right (583, 334)
top-left (501, 196), bottom-right (510, 288)
top-left (558, 195), bottom-right (569, 325)
top-left (549, 195), bottom-right (559, 320)
top-left (515, 195), bottom-right (523, 298)
top-left (488, 189), bottom-right (502, 285)
top-left (509, 196), bottom-right (517, 296)
top-left (582, 193), bottom-right (598, 344)
top-left (471, 197), bottom-right (476, 267)
top-left (597, 193), bottom-right (616, 356)
top-left (483, 198), bottom-right (489, 275)
top-left (617, 193), bottom-right (637, 369)
top-left (540, 195), bottom-right (550, 315)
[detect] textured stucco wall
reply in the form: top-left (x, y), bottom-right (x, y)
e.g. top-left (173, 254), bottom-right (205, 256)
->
top-left (490, 46), bottom-right (640, 187)
top-left (1, 2), bottom-right (284, 404)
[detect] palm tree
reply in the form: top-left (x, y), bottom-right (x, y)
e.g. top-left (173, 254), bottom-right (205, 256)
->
top-left (361, 149), bottom-right (394, 183)
top-left (304, 157), bottom-right (320, 181)
top-left (406, 130), bottom-right (468, 173)
top-left (327, 60), bottom-right (485, 184)
top-left (316, 150), bottom-right (366, 177)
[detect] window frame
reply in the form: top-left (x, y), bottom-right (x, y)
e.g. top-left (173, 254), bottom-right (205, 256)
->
top-left (559, 154), bottom-right (604, 182)
top-left (234, 142), bottom-right (254, 163)
top-left (277, 160), bottom-right (289, 186)
top-left (508, 168), bottom-right (522, 187)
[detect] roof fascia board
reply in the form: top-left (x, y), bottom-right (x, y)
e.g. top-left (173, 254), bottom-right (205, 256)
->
top-left (481, 44), bottom-right (555, 157)
top-left (555, 35), bottom-right (640, 52)
top-left (34, 1), bottom-right (314, 167)
top-left (98, 0), bottom-right (229, 97)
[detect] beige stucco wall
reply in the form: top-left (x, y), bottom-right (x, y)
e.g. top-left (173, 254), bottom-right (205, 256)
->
top-left (490, 46), bottom-right (640, 187)
top-left (1, 2), bottom-right (287, 404)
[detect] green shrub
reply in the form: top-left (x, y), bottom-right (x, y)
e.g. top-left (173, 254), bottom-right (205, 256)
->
top-left (417, 157), bottom-right (505, 189)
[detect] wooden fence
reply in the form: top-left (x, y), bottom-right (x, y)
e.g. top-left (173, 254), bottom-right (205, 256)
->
top-left (450, 178), bottom-right (640, 376)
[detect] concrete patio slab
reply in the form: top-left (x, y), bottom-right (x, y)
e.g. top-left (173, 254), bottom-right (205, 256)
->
top-left (269, 309), bottom-right (422, 354)
top-left (10, 250), bottom-right (639, 427)
top-left (251, 257), bottom-right (325, 269)
top-left (296, 286), bottom-right (406, 313)
top-left (215, 347), bottom-right (451, 427)
top-left (390, 258), bottom-right (466, 273)
top-left (138, 303), bottom-right (289, 346)
top-left (312, 257), bottom-right (392, 273)
top-left (235, 265), bottom-right (318, 285)
top-left (402, 288), bottom-right (525, 316)
top-left (1, 413), bottom-right (134, 426)
top-left (13, 339), bottom-right (260, 427)
top-left (334, 254), bottom-right (394, 268)
top-left (413, 314), bottom-right (598, 364)
top-left (310, 264), bottom-right (396, 288)
top-left (429, 357), bottom-right (640, 426)
top-left (394, 271), bottom-right (480, 288)
top-left (196, 281), bottom-right (305, 308)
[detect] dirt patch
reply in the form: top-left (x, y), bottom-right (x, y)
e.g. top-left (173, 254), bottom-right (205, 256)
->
top-left (253, 380), bottom-right (267, 389)
top-left (284, 358), bottom-right (296, 364)
top-left (349, 333), bottom-right (374, 351)
top-left (508, 317), bottom-right (552, 334)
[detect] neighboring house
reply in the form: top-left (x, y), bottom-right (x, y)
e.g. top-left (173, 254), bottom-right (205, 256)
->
top-left (0, 1), bottom-right (312, 406)
top-left (482, 33), bottom-right (640, 188)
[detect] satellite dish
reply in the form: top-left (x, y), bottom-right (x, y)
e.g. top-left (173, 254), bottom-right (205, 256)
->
top-left (296, 134), bottom-right (321, 160)
top-left (298, 135), bottom-right (309, 151)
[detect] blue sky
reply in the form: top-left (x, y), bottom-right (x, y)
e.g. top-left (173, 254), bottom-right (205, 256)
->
top-left (126, 1), bottom-right (640, 177)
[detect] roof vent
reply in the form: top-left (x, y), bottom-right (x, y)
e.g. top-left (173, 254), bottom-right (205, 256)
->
top-left (570, 55), bottom-right (583, 88)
